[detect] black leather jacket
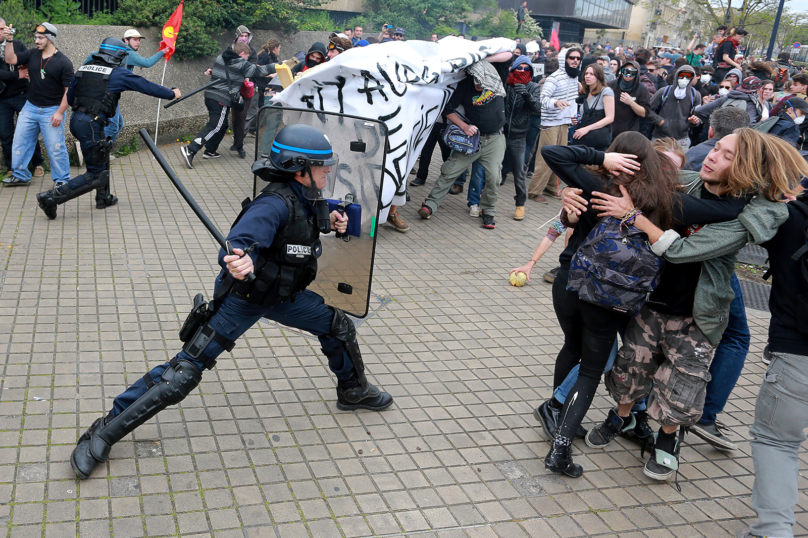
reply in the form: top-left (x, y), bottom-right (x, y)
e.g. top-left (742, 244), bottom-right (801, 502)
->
top-left (504, 81), bottom-right (541, 138)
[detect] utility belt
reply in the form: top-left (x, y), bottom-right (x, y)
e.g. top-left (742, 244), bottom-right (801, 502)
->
top-left (73, 106), bottom-right (108, 126)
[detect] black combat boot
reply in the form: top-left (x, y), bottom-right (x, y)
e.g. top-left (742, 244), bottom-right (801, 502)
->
top-left (533, 399), bottom-right (562, 440)
top-left (71, 416), bottom-right (113, 480)
top-left (336, 376), bottom-right (393, 411)
top-left (544, 432), bottom-right (583, 478)
top-left (95, 183), bottom-right (118, 209)
top-left (36, 190), bottom-right (58, 220)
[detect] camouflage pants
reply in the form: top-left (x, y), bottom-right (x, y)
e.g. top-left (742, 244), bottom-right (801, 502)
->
top-left (605, 305), bottom-right (716, 427)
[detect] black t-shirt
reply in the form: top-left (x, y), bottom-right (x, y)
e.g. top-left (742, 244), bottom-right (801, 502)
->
top-left (646, 186), bottom-right (723, 317)
top-left (14, 48), bottom-right (74, 107)
top-left (761, 200), bottom-right (808, 355)
top-left (714, 41), bottom-right (736, 66)
top-left (446, 61), bottom-right (509, 135)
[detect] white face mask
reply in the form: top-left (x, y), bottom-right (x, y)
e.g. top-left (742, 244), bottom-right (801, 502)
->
top-left (794, 114), bottom-right (806, 125)
top-left (677, 78), bottom-right (689, 88)
top-left (701, 75), bottom-right (712, 84)
top-left (718, 88), bottom-right (730, 97)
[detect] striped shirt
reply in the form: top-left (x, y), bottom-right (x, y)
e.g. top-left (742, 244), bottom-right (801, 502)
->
top-left (540, 70), bottom-right (580, 127)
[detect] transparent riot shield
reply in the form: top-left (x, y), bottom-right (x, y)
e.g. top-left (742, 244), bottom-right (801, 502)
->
top-left (254, 105), bottom-right (388, 318)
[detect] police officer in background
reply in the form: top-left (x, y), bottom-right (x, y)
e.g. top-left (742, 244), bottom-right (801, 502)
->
top-left (36, 38), bottom-right (180, 219)
top-left (70, 124), bottom-right (394, 480)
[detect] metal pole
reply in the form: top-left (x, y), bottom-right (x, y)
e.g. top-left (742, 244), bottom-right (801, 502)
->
top-left (153, 59), bottom-right (168, 144)
top-left (765, 0), bottom-right (786, 61)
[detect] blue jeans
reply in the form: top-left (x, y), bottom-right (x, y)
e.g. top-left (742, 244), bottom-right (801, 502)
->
top-left (11, 102), bottom-right (70, 183)
top-left (454, 160), bottom-right (485, 206)
top-left (0, 93), bottom-right (43, 171)
top-left (699, 273), bottom-right (751, 425)
top-left (110, 285), bottom-right (355, 417)
top-left (104, 104), bottom-right (123, 143)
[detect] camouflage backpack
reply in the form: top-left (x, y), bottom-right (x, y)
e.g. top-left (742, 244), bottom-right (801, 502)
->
top-left (567, 217), bottom-right (664, 316)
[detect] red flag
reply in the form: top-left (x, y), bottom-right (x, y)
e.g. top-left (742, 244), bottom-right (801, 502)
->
top-left (159, 0), bottom-right (183, 61)
top-left (550, 22), bottom-right (560, 52)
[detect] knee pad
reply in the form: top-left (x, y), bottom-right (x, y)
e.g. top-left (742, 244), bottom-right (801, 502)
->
top-left (98, 359), bottom-right (203, 448)
top-left (39, 172), bottom-right (109, 207)
top-left (329, 307), bottom-right (367, 388)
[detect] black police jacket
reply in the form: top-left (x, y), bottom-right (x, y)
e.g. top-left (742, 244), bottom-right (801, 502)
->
top-left (228, 181), bottom-right (321, 305)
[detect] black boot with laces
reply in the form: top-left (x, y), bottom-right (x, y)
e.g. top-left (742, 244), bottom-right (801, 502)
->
top-left (544, 433), bottom-right (583, 478)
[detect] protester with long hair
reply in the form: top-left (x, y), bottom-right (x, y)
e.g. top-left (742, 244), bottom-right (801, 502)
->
top-left (712, 27), bottom-right (747, 82)
top-left (571, 63), bottom-right (615, 151)
top-left (589, 129), bottom-right (800, 485)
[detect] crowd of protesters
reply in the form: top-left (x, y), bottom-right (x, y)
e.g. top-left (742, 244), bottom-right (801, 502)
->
top-left (3, 18), bottom-right (808, 538)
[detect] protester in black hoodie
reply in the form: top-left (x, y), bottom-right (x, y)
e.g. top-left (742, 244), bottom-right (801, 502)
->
top-left (608, 60), bottom-right (651, 138)
top-left (292, 42), bottom-right (327, 75)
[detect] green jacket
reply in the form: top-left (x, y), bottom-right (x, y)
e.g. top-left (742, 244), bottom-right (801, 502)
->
top-left (661, 171), bottom-right (789, 345)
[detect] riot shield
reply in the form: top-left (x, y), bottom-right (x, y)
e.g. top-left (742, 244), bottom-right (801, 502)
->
top-left (254, 105), bottom-right (387, 318)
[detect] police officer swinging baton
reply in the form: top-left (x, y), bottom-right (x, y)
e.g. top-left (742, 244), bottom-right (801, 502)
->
top-left (163, 82), bottom-right (215, 109)
top-left (138, 128), bottom-right (256, 282)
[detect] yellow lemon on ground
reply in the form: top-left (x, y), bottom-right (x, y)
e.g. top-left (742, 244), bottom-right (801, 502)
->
top-left (509, 271), bottom-right (527, 287)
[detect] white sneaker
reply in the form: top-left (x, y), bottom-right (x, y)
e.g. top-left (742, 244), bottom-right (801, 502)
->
top-left (469, 204), bottom-right (480, 218)
top-left (762, 344), bottom-right (772, 365)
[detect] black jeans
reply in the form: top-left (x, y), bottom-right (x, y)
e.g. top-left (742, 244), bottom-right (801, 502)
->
top-left (232, 94), bottom-right (253, 150)
top-left (552, 269), bottom-right (625, 438)
top-left (0, 93), bottom-right (43, 170)
top-left (416, 122), bottom-right (451, 180)
top-left (189, 98), bottom-right (229, 154)
top-left (505, 137), bottom-right (527, 206)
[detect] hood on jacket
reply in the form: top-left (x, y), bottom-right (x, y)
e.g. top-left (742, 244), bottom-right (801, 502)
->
top-left (514, 43), bottom-right (527, 57)
top-left (616, 60), bottom-right (641, 91)
top-left (724, 67), bottom-right (743, 83)
top-left (510, 55), bottom-right (532, 71)
top-left (236, 25), bottom-right (252, 42)
top-left (673, 64), bottom-right (696, 84)
top-left (726, 88), bottom-right (752, 101)
top-left (222, 49), bottom-right (241, 64)
top-left (306, 42), bottom-right (327, 60)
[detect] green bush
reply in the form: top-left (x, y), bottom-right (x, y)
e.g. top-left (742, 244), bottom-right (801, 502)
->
top-left (0, 0), bottom-right (39, 39)
top-left (299, 10), bottom-right (337, 32)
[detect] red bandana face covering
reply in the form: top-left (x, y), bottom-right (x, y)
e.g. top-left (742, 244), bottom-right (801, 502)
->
top-left (508, 69), bottom-right (533, 86)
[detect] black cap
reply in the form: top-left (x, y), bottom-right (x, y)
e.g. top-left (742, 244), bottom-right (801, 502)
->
top-left (786, 97), bottom-right (808, 113)
top-left (394, 28), bottom-right (405, 36)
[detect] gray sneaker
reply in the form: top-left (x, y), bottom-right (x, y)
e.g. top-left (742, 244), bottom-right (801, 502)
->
top-left (690, 421), bottom-right (738, 451)
top-left (2, 176), bottom-right (31, 187)
top-left (543, 266), bottom-right (560, 283)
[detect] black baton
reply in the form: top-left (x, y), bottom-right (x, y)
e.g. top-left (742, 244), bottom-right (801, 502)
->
top-left (164, 81), bottom-right (216, 109)
top-left (138, 128), bottom-right (256, 281)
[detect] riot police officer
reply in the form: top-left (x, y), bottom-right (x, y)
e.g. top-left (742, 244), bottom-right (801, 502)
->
top-left (70, 124), bottom-right (393, 480)
top-left (36, 38), bottom-right (180, 219)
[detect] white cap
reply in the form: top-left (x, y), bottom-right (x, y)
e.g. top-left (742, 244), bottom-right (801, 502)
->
top-left (123, 29), bottom-right (144, 39)
top-left (525, 41), bottom-right (539, 54)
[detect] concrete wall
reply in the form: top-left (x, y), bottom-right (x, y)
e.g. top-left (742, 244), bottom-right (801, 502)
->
top-left (1, 26), bottom-right (331, 167)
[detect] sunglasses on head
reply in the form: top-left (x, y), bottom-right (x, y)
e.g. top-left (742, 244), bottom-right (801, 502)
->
top-left (35, 25), bottom-right (54, 36)
top-left (327, 42), bottom-right (345, 52)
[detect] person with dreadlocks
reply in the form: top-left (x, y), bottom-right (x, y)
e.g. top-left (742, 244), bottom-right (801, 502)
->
top-left (70, 124), bottom-right (394, 481)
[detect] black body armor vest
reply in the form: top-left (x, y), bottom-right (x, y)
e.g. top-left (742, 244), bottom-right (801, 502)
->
top-left (72, 63), bottom-right (120, 125)
top-left (229, 181), bottom-right (321, 305)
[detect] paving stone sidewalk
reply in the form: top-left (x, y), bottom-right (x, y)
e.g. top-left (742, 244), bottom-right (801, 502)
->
top-left (0, 138), bottom-right (804, 538)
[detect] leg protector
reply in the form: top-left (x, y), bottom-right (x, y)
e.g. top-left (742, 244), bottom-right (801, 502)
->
top-left (71, 358), bottom-right (202, 480)
top-left (99, 359), bottom-right (203, 449)
top-left (36, 171), bottom-right (109, 213)
top-left (329, 307), bottom-right (367, 389)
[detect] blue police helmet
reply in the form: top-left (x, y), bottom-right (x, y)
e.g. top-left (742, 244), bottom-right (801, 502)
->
top-left (252, 124), bottom-right (338, 178)
top-left (93, 37), bottom-right (128, 67)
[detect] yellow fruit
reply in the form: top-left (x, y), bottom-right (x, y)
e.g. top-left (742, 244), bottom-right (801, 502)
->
top-left (509, 271), bottom-right (527, 287)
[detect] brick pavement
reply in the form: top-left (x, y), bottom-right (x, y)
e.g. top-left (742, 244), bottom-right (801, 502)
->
top-left (0, 137), bottom-right (805, 537)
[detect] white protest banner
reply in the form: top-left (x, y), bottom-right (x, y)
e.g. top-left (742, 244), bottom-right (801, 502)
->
top-left (273, 37), bottom-right (516, 223)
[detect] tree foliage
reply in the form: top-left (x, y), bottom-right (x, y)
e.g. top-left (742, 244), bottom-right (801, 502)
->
top-left (111, 0), bottom-right (325, 60)
top-left (345, 0), bottom-right (477, 40)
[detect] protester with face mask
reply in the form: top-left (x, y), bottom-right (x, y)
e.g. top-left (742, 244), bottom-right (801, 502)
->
top-left (228, 26), bottom-right (259, 158)
top-left (694, 76), bottom-right (765, 127)
top-left (292, 42), bottom-right (327, 75)
top-left (648, 64), bottom-right (701, 149)
top-left (527, 47), bottom-right (583, 203)
top-left (608, 61), bottom-right (652, 138)
top-left (766, 97), bottom-right (808, 146)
